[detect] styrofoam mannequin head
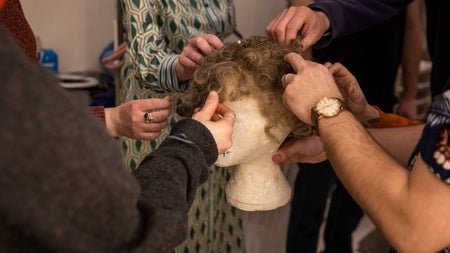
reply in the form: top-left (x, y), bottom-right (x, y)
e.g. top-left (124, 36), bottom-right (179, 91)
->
top-left (177, 36), bottom-right (312, 210)
top-left (215, 89), bottom-right (291, 168)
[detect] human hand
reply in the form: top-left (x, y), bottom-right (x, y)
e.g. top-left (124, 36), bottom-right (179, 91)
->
top-left (176, 34), bottom-right (224, 81)
top-left (101, 42), bottom-right (127, 71)
top-left (266, 6), bottom-right (330, 50)
top-left (272, 135), bottom-right (327, 166)
top-left (104, 97), bottom-right (171, 140)
top-left (325, 62), bottom-right (380, 127)
top-left (396, 97), bottom-right (417, 120)
top-left (192, 91), bottom-right (235, 154)
top-left (281, 53), bottom-right (342, 124)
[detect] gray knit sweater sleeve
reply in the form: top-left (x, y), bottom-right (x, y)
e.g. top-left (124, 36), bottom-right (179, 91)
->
top-left (131, 118), bottom-right (216, 253)
top-left (0, 26), bottom-right (217, 253)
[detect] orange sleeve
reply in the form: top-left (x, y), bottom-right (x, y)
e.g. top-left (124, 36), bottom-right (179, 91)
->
top-left (372, 106), bottom-right (422, 128)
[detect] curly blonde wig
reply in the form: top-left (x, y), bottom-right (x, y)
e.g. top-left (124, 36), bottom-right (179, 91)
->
top-left (177, 35), bottom-right (312, 139)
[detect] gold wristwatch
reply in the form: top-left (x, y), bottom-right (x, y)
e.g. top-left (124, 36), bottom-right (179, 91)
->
top-left (311, 97), bottom-right (347, 134)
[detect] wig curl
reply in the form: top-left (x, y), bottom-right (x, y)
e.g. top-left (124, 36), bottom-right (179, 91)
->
top-left (177, 35), bottom-right (312, 139)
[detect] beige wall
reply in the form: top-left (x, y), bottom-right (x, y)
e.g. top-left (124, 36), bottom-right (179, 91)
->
top-left (233, 0), bottom-right (286, 38)
top-left (21, 0), bottom-right (285, 73)
top-left (21, 0), bottom-right (116, 73)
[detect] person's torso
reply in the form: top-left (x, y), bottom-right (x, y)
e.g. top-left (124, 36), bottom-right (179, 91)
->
top-left (397, 78), bottom-right (450, 253)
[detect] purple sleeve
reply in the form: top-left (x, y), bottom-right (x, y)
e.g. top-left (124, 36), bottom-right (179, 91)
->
top-left (309, 0), bottom-right (412, 47)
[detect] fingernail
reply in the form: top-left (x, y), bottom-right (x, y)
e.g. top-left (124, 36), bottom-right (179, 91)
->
top-left (272, 154), bottom-right (280, 163)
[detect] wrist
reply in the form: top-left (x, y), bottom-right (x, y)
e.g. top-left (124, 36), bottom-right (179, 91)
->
top-left (175, 62), bottom-right (189, 82)
top-left (311, 97), bottom-right (347, 135)
top-left (317, 109), bottom-right (353, 136)
top-left (359, 106), bottom-right (381, 128)
top-left (171, 119), bottom-right (218, 165)
top-left (316, 11), bottom-right (331, 37)
top-left (104, 108), bottom-right (120, 137)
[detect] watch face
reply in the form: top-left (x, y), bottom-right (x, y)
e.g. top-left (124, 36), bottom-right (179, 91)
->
top-left (316, 97), bottom-right (343, 117)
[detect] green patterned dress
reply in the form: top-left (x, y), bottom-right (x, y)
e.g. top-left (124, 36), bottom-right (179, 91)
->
top-left (119, 0), bottom-right (245, 252)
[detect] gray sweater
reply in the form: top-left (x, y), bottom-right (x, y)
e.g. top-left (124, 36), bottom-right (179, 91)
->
top-left (0, 27), bottom-right (217, 253)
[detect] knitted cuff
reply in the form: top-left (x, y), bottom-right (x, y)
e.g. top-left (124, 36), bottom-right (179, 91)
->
top-left (88, 106), bottom-right (105, 121)
top-left (170, 119), bottom-right (218, 165)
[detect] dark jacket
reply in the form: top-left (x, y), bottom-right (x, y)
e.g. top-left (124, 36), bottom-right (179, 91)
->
top-left (310, 0), bottom-right (450, 97)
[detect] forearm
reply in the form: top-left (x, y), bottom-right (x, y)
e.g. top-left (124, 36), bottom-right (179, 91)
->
top-left (319, 111), bottom-right (407, 209)
top-left (134, 119), bottom-right (217, 206)
top-left (320, 112), bottom-right (450, 252)
top-left (368, 124), bottom-right (423, 166)
top-left (134, 123), bottom-right (215, 207)
top-left (133, 137), bottom-right (209, 252)
top-left (320, 111), bottom-right (409, 207)
top-left (319, 111), bottom-right (412, 244)
top-left (319, 112), bottom-right (408, 245)
top-left (131, 119), bottom-right (216, 251)
top-left (400, 0), bottom-right (423, 101)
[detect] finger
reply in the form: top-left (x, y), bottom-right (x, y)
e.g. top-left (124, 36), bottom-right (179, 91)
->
top-left (135, 130), bottom-right (163, 141)
top-left (203, 34), bottom-right (224, 50)
top-left (179, 54), bottom-right (200, 69)
top-left (189, 37), bottom-right (216, 57)
top-left (148, 99), bottom-right (171, 110)
top-left (101, 53), bottom-right (118, 63)
top-left (283, 52), bottom-right (307, 73)
top-left (196, 42), bottom-right (215, 57)
top-left (272, 140), bottom-right (307, 165)
top-left (117, 42), bottom-right (127, 51)
top-left (273, 10), bottom-right (291, 43)
top-left (265, 10), bottom-right (284, 41)
top-left (141, 119), bottom-right (169, 132)
top-left (328, 63), bottom-right (353, 82)
top-left (215, 103), bottom-right (235, 125)
top-left (281, 73), bottom-right (295, 87)
top-left (284, 9), bottom-right (307, 44)
top-left (144, 109), bottom-right (170, 124)
top-left (114, 44), bottom-right (128, 55)
top-left (211, 113), bottom-right (222, 121)
top-left (327, 62), bottom-right (343, 75)
top-left (275, 142), bottom-right (298, 162)
top-left (104, 60), bottom-right (123, 70)
top-left (272, 150), bottom-right (288, 165)
top-left (153, 109), bottom-right (171, 123)
top-left (298, 32), bottom-right (318, 51)
top-left (101, 46), bottom-right (127, 62)
top-left (194, 91), bottom-right (219, 120)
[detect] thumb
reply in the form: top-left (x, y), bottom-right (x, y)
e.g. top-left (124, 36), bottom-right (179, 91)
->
top-left (196, 91), bottom-right (219, 120)
top-left (272, 140), bottom-right (304, 165)
top-left (299, 37), bottom-right (314, 51)
top-left (272, 150), bottom-right (288, 165)
top-left (273, 142), bottom-right (300, 165)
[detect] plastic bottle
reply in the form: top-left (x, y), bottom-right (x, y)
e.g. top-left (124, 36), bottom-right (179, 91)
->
top-left (38, 48), bottom-right (59, 74)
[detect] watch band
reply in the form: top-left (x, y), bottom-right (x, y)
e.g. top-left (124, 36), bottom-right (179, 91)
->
top-left (311, 97), bottom-right (347, 135)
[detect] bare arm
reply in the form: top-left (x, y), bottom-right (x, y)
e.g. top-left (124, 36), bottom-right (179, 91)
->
top-left (321, 112), bottom-right (450, 253)
top-left (282, 53), bottom-right (450, 252)
top-left (396, 0), bottom-right (423, 119)
top-left (368, 125), bottom-right (422, 166)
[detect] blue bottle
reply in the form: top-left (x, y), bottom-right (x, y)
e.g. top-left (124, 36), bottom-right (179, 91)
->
top-left (38, 49), bottom-right (59, 74)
